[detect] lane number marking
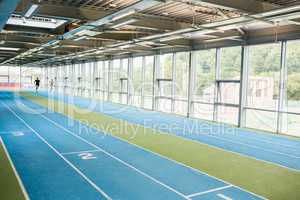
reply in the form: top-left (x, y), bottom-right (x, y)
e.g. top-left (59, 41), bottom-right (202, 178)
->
top-left (78, 152), bottom-right (97, 160)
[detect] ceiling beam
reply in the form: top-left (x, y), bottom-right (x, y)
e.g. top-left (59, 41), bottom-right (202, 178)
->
top-left (189, 0), bottom-right (279, 14)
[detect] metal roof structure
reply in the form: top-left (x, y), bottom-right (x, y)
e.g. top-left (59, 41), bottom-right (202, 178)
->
top-left (1, 0), bottom-right (300, 66)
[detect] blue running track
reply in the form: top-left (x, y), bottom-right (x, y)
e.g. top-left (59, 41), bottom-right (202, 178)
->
top-left (36, 91), bottom-right (300, 172)
top-left (0, 91), bottom-right (265, 199)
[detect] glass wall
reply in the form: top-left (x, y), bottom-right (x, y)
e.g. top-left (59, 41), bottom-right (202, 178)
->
top-left (29, 40), bottom-right (300, 137)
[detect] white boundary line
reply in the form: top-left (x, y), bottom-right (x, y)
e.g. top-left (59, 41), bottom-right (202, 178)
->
top-left (26, 100), bottom-right (268, 200)
top-left (61, 149), bottom-right (102, 155)
top-left (38, 93), bottom-right (300, 172)
top-left (0, 101), bottom-right (112, 200)
top-left (0, 136), bottom-right (30, 200)
top-left (187, 185), bottom-right (233, 198)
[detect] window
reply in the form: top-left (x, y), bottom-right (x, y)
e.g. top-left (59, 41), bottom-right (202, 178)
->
top-left (174, 52), bottom-right (189, 115)
top-left (245, 43), bottom-right (281, 132)
top-left (143, 56), bottom-right (154, 109)
top-left (282, 40), bottom-right (300, 136)
top-left (194, 49), bottom-right (216, 103)
top-left (220, 46), bottom-right (241, 80)
top-left (193, 49), bottom-right (216, 121)
top-left (132, 57), bottom-right (143, 107)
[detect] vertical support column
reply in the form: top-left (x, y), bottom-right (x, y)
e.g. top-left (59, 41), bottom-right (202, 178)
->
top-left (171, 52), bottom-right (176, 113)
top-left (238, 45), bottom-right (249, 127)
top-left (107, 59), bottom-right (112, 101)
top-left (127, 57), bottom-right (133, 105)
top-left (141, 56), bottom-right (146, 108)
top-left (88, 62), bottom-right (92, 97)
top-left (92, 61), bottom-right (96, 98)
top-left (71, 62), bottom-right (75, 96)
top-left (214, 48), bottom-right (221, 121)
top-left (119, 59), bottom-right (123, 103)
top-left (19, 66), bottom-right (22, 89)
top-left (187, 51), bottom-right (195, 118)
top-left (55, 65), bottom-right (58, 93)
top-left (277, 41), bottom-right (287, 134)
top-left (153, 54), bottom-right (160, 110)
top-left (46, 66), bottom-right (49, 90)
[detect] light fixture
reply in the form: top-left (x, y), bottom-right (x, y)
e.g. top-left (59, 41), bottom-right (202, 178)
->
top-left (24, 4), bottom-right (39, 18)
top-left (0, 47), bottom-right (20, 51)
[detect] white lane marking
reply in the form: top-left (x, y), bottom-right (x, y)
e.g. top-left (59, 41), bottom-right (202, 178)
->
top-left (0, 136), bottom-right (30, 200)
top-left (0, 130), bottom-right (31, 135)
top-left (187, 185), bottom-right (233, 198)
top-left (61, 149), bottom-right (101, 155)
top-left (217, 193), bottom-right (233, 200)
top-left (20, 95), bottom-right (268, 200)
top-left (1, 101), bottom-right (112, 200)
top-left (197, 132), bottom-right (300, 159)
top-left (37, 109), bottom-right (191, 200)
top-left (12, 132), bottom-right (25, 137)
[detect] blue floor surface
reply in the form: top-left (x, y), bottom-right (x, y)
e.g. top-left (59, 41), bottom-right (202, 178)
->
top-left (35, 91), bottom-right (300, 171)
top-left (0, 91), bottom-right (264, 199)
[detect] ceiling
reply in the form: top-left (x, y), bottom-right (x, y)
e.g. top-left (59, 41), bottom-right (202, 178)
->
top-left (0, 0), bottom-right (300, 66)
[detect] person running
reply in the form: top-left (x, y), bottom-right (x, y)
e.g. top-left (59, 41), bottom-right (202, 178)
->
top-left (34, 77), bottom-right (40, 93)
top-left (49, 79), bottom-right (54, 92)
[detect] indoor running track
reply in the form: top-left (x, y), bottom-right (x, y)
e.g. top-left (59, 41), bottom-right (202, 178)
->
top-left (0, 91), bottom-right (264, 200)
top-left (37, 91), bottom-right (300, 172)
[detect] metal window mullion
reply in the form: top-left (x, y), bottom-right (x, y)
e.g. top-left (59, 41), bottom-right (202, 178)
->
top-left (153, 54), bottom-right (160, 110)
top-left (141, 56), bottom-right (146, 108)
top-left (19, 66), bottom-right (22, 89)
top-left (72, 63), bottom-right (75, 95)
top-left (238, 45), bottom-right (249, 127)
top-left (214, 48), bottom-right (221, 121)
top-left (171, 53), bottom-right (176, 113)
top-left (187, 51), bottom-right (195, 118)
top-left (119, 59), bottom-right (123, 103)
top-left (277, 41), bottom-right (287, 134)
top-left (108, 59), bottom-right (113, 101)
top-left (127, 57), bottom-right (133, 105)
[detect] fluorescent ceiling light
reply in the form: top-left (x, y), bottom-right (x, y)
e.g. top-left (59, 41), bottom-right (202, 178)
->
top-left (0, 47), bottom-right (20, 51)
top-left (111, 19), bottom-right (138, 29)
top-left (7, 15), bottom-right (67, 29)
top-left (111, 10), bottom-right (136, 21)
top-left (24, 4), bottom-right (39, 18)
top-left (74, 29), bottom-right (100, 37)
